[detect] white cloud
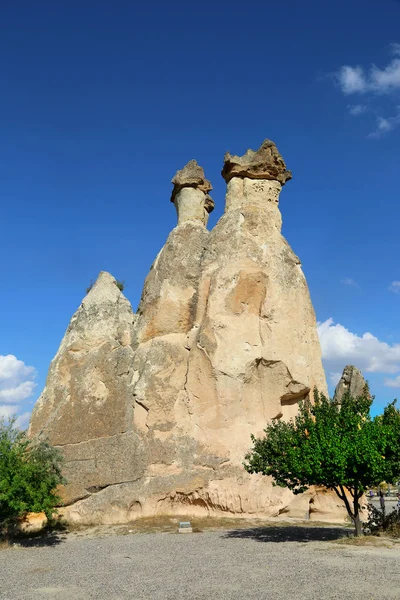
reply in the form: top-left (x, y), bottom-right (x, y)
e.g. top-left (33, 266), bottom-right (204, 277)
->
top-left (0, 380), bottom-right (36, 402)
top-left (333, 46), bottom-right (400, 138)
top-left (341, 277), bottom-right (359, 287)
top-left (384, 376), bottom-right (400, 388)
top-left (317, 318), bottom-right (400, 376)
top-left (369, 60), bottom-right (400, 94)
top-left (329, 371), bottom-right (342, 387)
top-left (377, 117), bottom-right (393, 132)
top-left (0, 404), bottom-right (20, 419)
top-left (368, 109), bottom-right (400, 139)
top-left (0, 355), bottom-right (36, 428)
top-left (337, 65), bottom-right (367, 94)
top-left (0, 405), bottom-right (32, 430)
top-left (15, 411), bottom-right (32, 430)
top-left (0, 354), bottom-right (35, 384)
top-left (337, 53), bottom-right (400, 95)
top-left (0, 354), bottom-right (36, 403)
top-left (389, 281), bottom-right (400, 294)
top-left (348, 104), bottom-right (367, 116)
top-left (392, 43), bottom-right (400, 57)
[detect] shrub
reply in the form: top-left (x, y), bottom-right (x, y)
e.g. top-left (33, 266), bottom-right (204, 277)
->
top-left (0, 418), bottom-right (65, 536)
top-left (366, 504), bottom-right (400, 537)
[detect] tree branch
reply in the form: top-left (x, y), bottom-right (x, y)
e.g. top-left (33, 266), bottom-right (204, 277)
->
top-left (332, 486), bottom-right (345, 501)
top-left (339, 484), bottom-right (354, 520)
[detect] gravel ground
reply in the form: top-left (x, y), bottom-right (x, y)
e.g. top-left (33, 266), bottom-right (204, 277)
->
top-left (1, 525), bottom-right (400, 600)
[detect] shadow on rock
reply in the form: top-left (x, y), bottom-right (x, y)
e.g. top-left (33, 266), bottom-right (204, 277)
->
top-left (223, 525), bottom-right (349, 543)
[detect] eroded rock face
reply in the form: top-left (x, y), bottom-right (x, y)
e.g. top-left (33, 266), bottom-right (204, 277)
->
top-left (333, 365), bottom-right (369, 403)
top-left (30, 142), bottom-right (332, 525)
top-left (183, 150), bottom-right (326, 467)
top-left (28, 272), bottom-right (139, 504)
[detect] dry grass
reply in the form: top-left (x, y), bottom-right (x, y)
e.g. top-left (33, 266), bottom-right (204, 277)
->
top-left (65, 515), bottom-right (269, 538)
top-left (63, 515), bottom-right (350, 541)
top-left (335, 535), bottom-right (393, 548)
top-left (0, 514), bottom-right (354, 546)
top-left (0, 538), bottom-right (10, 551)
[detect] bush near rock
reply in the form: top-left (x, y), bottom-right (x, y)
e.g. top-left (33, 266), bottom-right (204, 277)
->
top-left (0, 418), bottom-right (64, 536)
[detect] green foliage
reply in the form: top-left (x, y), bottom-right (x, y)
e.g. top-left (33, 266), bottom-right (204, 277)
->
top-left (0, 418), bottom-right (65, 533)
top-left (244, 388), bottom-right (400, 536)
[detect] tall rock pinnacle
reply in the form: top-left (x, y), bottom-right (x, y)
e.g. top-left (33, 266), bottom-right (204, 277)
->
top-left (333, 365), bottom-right (370, 403)
top-left (29, 139), bottom-right (336, 526)
top-left (221, 140), bottom-right (291, 230)
top-left (171, 159), bottom-right (214, 226)
top-left (183, 139), bottom-right (326, 459)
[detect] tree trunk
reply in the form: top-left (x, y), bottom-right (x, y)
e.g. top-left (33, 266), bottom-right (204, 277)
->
top-left (354, 513), bottom-right (362, 537)
top-left (334, 485), bottom-right (363, 537)
top-left (352, 488), bottom-right (362, 537)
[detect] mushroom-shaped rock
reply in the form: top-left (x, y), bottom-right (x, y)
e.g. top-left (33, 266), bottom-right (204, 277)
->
top-left (170, 160), bottom-right (214, 226)
top-left (221, 139), bottom-right (292, 185)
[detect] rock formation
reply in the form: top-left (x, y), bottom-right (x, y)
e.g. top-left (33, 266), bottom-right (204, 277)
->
top-left (221, 139), bottom-right (292, 185)
top-left (333, 365), bottom-right (369, 403)
top-left (29, 140), bottom-right (341, 525)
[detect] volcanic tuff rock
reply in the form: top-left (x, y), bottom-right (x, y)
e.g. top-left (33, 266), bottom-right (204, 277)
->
top-left (333, 365), bottom-right (369, 403)
top-left (171, 159), bottom-right (214, 226)
top-left (29, 140), bottom-right (338, 525)
top-left (221, 139), bottom-right (292, 185)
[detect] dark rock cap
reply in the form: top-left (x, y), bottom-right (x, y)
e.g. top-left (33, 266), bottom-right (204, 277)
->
top-left (171, 159), bottom-right (213, 210)
top-left (221, 139), bottom-right (292, 185)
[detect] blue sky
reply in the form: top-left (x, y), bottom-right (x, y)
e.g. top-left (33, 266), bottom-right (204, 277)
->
top-left (1, 0), bottom-right (400, 426)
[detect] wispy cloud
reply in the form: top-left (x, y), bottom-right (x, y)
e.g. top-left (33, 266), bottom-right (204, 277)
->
top-left (348, 104), bottom-right (367, 116)
top-left (338, 66), bottom-right (367, 94)
top-left (341, 277), bottom-right (359, 287)
top-left (392, 43), bottom-right (400, 56)
top-left (337, 47), bottom-right (400, 95)
top-left (329, 371), bottom-right (342, 387)
top-left (389, 281), bottom-right (400, 294)
top-left (0, 404), bottom-right (20, 419)
top-left (368, 108), bottom-right (400, 139)
top-left (333, 45), bottom-right (400, 138)
top-left (384, 375), bottom-right (400, 388)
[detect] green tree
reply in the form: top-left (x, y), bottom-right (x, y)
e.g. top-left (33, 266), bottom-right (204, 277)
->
top-left (0, 417), bottom-right (65, 535)
top-left (244, 389), bottom-right (400, 536)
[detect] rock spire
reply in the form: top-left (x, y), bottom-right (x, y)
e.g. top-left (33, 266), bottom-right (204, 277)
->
top-left (333, 365), bottom-right (370, 403)
top-left (170, 159), bottom-right (214, 226)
